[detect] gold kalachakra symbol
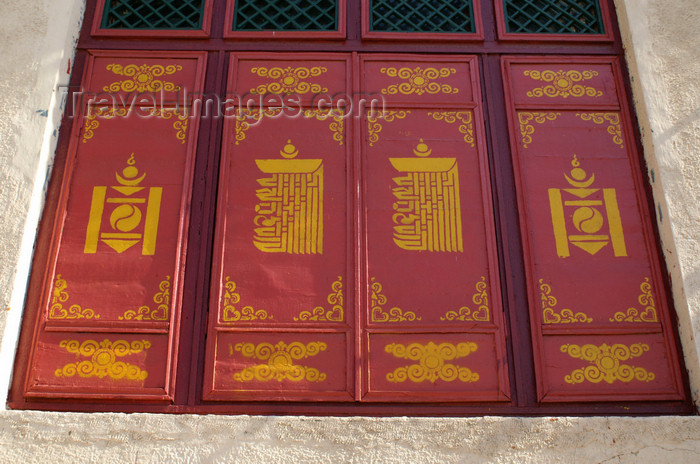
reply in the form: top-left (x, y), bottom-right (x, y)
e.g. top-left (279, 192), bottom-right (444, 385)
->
top-left (84, 153), bottom-right (162, 255)
top-left (254, 140), bottom-right (323, 254)
top-left (390, 139), bottom-right (463, 252)
top-left (549, 155), bottom-right (627, 257)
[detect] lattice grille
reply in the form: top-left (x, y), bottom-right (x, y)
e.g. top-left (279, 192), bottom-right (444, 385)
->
top-left (233, 0), bottom-right (337, 31)
top-left (503, 0), bottom-right (604, 34)
top-left (370, 0), bottom-right (474, 33)
top-left (101, 0), bottom-right (204, 29)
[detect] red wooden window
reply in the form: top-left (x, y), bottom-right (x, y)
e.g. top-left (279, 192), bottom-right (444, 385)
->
top-left (9, 0), bottom-right (693, 415)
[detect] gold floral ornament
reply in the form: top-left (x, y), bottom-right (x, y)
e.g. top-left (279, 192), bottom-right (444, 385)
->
top-left (561, 343), bottom-right (655, 384)
top-left (234, 108), bottom-right (284, 145)
top-left (366, 110), bottom-right (410, 146)
top-left (610, 277), bottom-right (658, 323)
top-left (119, 276), bottom-right (171, 321)
top-left (222, 277), bottom-right (272, 322)
top-left (231, 341), bottom-right (327, 382)
top-left (441, 276), bottom-right (489, 322)
top-left (48, 274), bottom-right (100, 320)
top-left (303, 108), bottom-right (345, 145)
top-left (370, 277), bottom-right (421, 322)
top-left (250, 66), bottom-right (328, 94)
top-left (294, 276), bottom-right (343, 322)
top-left (517, 112), bottom-right (561, 148)
top-left (577, 112), bottom-right (624, 148)
top-left (82, 107), bottom-right (130, 143)
top-left (524, 69), bottom-right (603, 98)
top-left (380, 67), bottom-right (458, 95)
top-left (385, 342), bottom-right (479, 383)
top-left (540, 279), bottom-right (592, 324)
top-left (55, 339), bottom-right (150, 381)
top-left (103, 63), bottom-right (183, 93)
top-left (428, 111), bottom-right (475, 147)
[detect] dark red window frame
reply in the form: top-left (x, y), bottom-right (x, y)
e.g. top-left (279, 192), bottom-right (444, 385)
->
top-left (8, 0), bottom-right (694, 416)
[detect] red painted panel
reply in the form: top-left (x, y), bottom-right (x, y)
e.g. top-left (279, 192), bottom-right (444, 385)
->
top-left (502, 56), bottom-right (685, 402)
top-left (361, 55), bottom-right (475, 107)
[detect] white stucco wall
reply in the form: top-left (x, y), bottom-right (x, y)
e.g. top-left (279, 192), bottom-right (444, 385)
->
top-left (0, 1), bottom-right (699, 462)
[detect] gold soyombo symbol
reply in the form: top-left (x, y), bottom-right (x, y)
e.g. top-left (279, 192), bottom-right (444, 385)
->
top-left (84, 153), bottom-right (162, 255)
top-left (548, 155), bottom-right (627, 257)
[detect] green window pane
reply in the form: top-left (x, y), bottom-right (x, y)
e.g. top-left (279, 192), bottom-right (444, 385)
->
top-left (233, 0), bottom-right (338, 31)
top-left (503, 0), bottom-right (604, 34)
top-left (370, 0), bottom-right (475, 33)
top-left (101, 0), bottom-right (205, 29)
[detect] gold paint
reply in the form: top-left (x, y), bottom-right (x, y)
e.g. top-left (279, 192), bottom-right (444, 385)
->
top-left (524, 69), bottom-right (603, 98)
top-left (379, 67), bottom-right (458, 95)
top-left (103, 63), bottom-right (182, 93)
top-left (561, 343), bottom-right (655, 384)
top-left (294, 276), bottom-right (343, 322)
top-left (540, 279), bottom-right (593, 323)
top-left (222, 277), bottom-right (272, 322)
top-left (390, 139), bottom-right (463, 252)
top-left (232, 341), bottom-right (327, 382)
top-left (234, 108), bottom-right (284, 145)
top-left (254, 140), bottom-right (324, 254)
top-left (48, 274), bottom-right (100, 320)
top-left (517, 112), bottom-right (561, 148)
top-left (84, 154), bottom-right (162, 255)
top-left (441, 276), bottom-right (490, 322)
top-left (576, 113), bottom-right (624, 148)
top-left (82, 107), bottom-right (129, 143)
top-left (385, 342), bottom-right (479, 383)
top-left (366, 110), bottom-right (410, 146)
top-left (303, 109), bottom-right (345, 145)
top-left (250, 66), bottom-right (328, 94)
top-left (427, 111), bottom-right (475, 147)
top-left (55, 339), bottom-right (150, 381)
top-left (610, 278), bottom-right (659, 323)
top-left (119, 276), bottom-right (171, 321)
top-left (152, 107), bottom-right (190, 144)
top-left (370, 277), bottom-right (421, 322)
top-left (549, 156), bottom-right (627, 258)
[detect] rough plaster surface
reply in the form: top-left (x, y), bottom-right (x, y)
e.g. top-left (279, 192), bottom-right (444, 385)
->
top-left (0, 1), bottom-right (700, 463)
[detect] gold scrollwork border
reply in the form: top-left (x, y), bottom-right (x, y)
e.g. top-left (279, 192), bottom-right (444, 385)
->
top-left (303, 109), bottom-right (345, 145)
top-left (609, 277), bottom-right (658, 323)
top-left (250, 66), bottom-right (328, 95)
top-left (294, 276), bottom-right (343, 322)
top-left (576, 112), bottom-right (624, 148)
top-left (222, 277), bottom-right (272, 322)
top-left (561, 342), bottom-right (655, 384)
top-left (231, 341), bottom-right (327, 382)
top-left (82, 107), bottom-right (189, 144)
top-left (119, 276), bottom-right (171, 321)
top-left (441, 276), bottom-right (490, 322)
top-left (385, 341), bottom-right (479, 383)
top-left (103, 63), bottom-right (183, 93)
top-left (428, 111), bottom-right (475, 147)
top-left (540, 279), bottom-right (593, 324)
top-left (518, 112), bottom-right (561, 148)
top-left (370, 277), bottom-right (421, 323)
top-left (366, 110), bottom-right (411, 147)
top-left (48, 274), bottom-right (100, 320)
top-left (234, 108), bottom-right (284, 145)
top-left (524, 69), bottom-right (603, 99)
top-left (379, 67), bottom-right (458, 95)
top-left (55, 339), bottom-right (150, 381)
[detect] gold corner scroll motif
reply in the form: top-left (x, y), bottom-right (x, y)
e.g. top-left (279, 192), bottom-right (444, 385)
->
top-left (539, 279), bottom-right (592, 324)
top-left (385, 342), bottom-right (479, 383)
top-left (441, 276), bottom-right (490, 322)
top-left (231, 341), bottom-right (327, 382)
top-left (152, 107), bottom-right (189, 144)
top-left (250, 66), bottom-right (328, 94)
top-left (234, 108), bottom-right (284, 145)
top-left (609, 277), bottom-right (658, 323)
top-left (103, 63), bottom-right (183, 93)
top-left (366, 110), bottom-right (410, 147)
top-left (517, 112), bottom-right (561, 148)
top-left (427, 111), bottom-right (475, 147)
top-left (294, 276), bottom-right (343, 322)
top-left (54, 339), bottom-right (150, 381)
top-left (48, 274), bottom-right (100, 320)
top-left (549, 155), bottom-right (627, 258)
top-left (82, 107), bottom-right (129, 143)
top-left (370, 277), bottom-right (421, 322)
top-left (84, 153), bottom-right (162, 256)
top-left (303, 109), bottom-right (345, 145)
top-left (390, 139), bottom-right (463, 252)
top-left (222, 277), bottom-right (272, 322)
top-left (119, 276), bottom-right (171, 321)
top-left (561, 343), bottom-right (655, 384)
top-left (576, 113), bottom-right (624, 148)
top-left (379, 67), bottom-right (458, 95)
top-left (254, 140), bottom-right (324, 254)
top-left (524, 69), bottom-right (603, 98)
